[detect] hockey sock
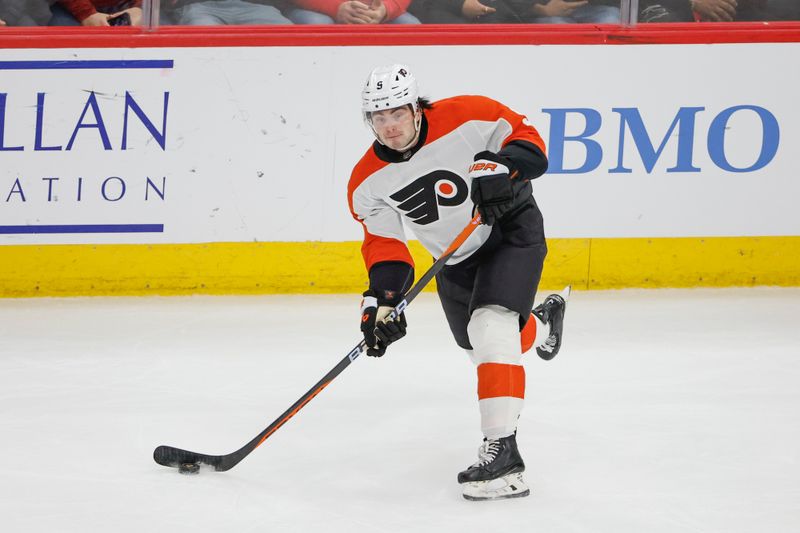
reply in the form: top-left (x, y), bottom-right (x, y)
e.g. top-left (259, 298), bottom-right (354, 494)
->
top-left (467, 305), bottom-right (526, 439)
top-left (521, 312), bottom-right (550, 354)
top-left (477, 362), bottom-right (525, 439)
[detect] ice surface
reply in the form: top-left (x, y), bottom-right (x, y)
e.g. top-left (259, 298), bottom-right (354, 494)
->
top-left (0, 289), bottom-right (798, 533)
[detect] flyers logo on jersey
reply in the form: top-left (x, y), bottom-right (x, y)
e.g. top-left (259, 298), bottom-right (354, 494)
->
top-left (389, 170), bottom-right (468, 225)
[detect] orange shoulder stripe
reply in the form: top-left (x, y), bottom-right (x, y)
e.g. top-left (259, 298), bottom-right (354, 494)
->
top-left (426, 95), bottom-right (546, 155)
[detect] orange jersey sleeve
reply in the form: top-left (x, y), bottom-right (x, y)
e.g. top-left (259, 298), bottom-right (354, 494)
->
top-left (348, 150), bottom-right (415, 272)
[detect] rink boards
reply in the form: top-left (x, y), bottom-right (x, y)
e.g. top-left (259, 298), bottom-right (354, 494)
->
top-left (0, 34), bottom-right (798, 296)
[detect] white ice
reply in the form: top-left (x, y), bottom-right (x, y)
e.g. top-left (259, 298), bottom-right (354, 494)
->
top-left (0, 289), bottom-right (798, 533)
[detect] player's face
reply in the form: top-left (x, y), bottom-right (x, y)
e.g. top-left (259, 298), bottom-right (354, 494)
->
top-left (370, 105), bottom-right (417, 151)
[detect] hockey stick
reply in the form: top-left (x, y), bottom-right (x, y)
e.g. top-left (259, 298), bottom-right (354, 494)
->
top-left (153, 213), bottom-right (483, 472)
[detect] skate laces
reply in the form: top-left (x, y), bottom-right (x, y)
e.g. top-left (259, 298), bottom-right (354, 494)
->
top-left (472, 439), bottom-right (501, 467)
top-left (540, 334), bottom-right (557, 353)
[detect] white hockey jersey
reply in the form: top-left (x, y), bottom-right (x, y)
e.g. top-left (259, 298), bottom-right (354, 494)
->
top-left (347, 95), bottom-right (546, 272)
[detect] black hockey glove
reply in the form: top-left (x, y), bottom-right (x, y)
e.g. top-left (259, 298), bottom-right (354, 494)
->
top-left (360, 289), bottom-right (407, 357)
top-left (469, 151), bottom-right (524, 225)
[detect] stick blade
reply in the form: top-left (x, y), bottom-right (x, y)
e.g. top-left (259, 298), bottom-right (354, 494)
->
top-left (153, 445), bottom-right (226, 471)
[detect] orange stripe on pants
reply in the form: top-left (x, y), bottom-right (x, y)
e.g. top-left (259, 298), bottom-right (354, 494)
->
top-left (477, 363), bottom-right (525, 400)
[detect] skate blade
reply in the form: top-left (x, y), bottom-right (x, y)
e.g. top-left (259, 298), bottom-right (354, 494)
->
top-left (559, 285), bottom-right (572, 304)
top-left (461, 472), bottom-right (530, 501)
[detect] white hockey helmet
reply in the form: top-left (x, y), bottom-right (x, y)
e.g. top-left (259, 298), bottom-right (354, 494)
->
top-left (361, 64), bottom-right (420, 120)
top-left (361, 64), bottom-right (423, 148)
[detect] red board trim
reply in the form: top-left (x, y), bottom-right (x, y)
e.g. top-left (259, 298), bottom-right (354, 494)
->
top-left (0, 22), bottom-right (798, 49)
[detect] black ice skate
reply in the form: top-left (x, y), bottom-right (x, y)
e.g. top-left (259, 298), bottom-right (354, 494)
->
top-left (458, 434), bottom-right (529, 501)
top-left (532, 285), bottom-right (571, 361)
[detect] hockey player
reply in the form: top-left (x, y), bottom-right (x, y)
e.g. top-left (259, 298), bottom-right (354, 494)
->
top-left (348, 64), bottom-right (568, 501)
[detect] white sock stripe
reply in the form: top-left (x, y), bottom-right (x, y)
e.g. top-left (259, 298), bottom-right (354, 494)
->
top-left (479, 397), bottom-right (524, 440)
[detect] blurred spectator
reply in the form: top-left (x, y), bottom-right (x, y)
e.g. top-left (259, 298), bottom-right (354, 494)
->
top-left (638, 0), bottom-right (691, 21)
top-left (640, 0), bottom-right (799, 22)
top-left (288, 0), bottom-right (420, 24)
top-left (531, 0), bottom-right (620, 23)
top-left (165, 0), bottom-right (292, 24)
top-left (410, 0), bottom-right (620, 24)
top-left (768, 0), bottom-right (800, 19)
top-left (409, 0), bottom-right (500, 23)
top-left (49, 0), bottom-right (142, 25)
top-left (698, 0), bottom-right (743, 20)
top-left (733, 0), bottom-right (800, 20)
top-left (0, 0), bottom-right (53, 25)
